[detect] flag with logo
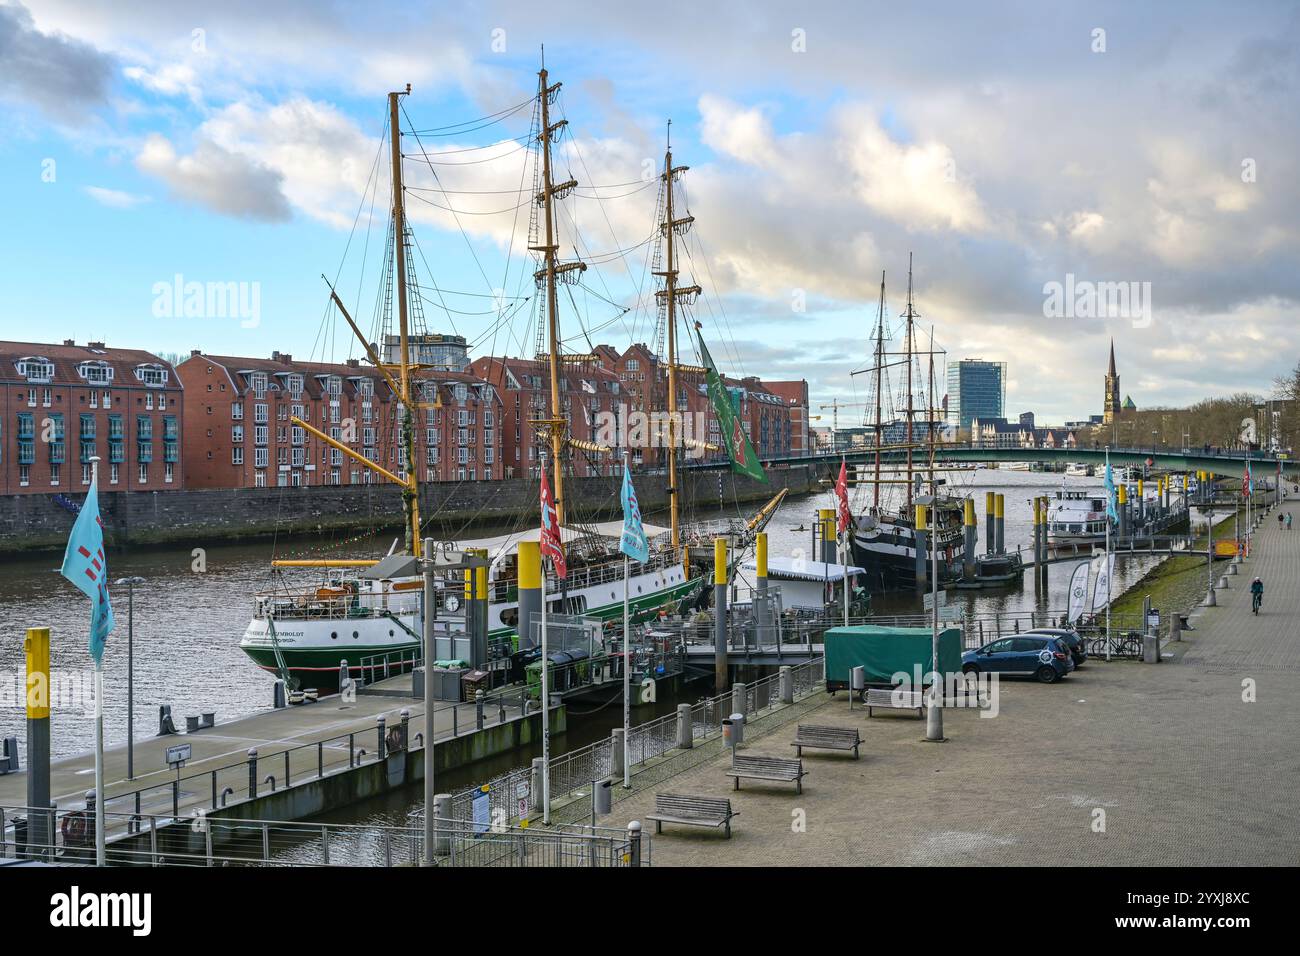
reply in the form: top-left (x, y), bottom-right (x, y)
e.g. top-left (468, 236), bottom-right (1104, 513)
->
top-left (694, 322), bottom-right (767, 483)
top-left (539, 467), bottom-right (566, 579)
top-left (834, 457), bottom-right (851, 535)
top-left (1104, 464), bottom-right (1118, 523)
top-left (1090, 551), bottom-right (1116, 611)
top-left (1067, 561), bottom-right (1091, 623)
top-left (60, 471), bottom-right (115, 665)
top-left (619, 460), bottom-right (649, 563)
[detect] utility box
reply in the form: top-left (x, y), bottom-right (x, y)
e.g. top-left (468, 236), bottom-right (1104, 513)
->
top-left (420, 667), bottom-right (466, 702)
top-left (1143, 632), bottom-right (1161, 664)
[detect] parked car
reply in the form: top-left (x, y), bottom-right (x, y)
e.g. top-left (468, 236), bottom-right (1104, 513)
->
top-left (1024, 627), bottom-right (1088, 667)
top-left (961, 635), bottom-right (1074, 683)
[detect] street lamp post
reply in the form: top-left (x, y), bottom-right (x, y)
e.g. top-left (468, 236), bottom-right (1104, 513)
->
top-left (113, 576), bottom-right (146, 781)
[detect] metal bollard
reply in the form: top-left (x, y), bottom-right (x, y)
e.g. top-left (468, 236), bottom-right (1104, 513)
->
top-left (675, 703), bottom-right (693, 750)
top-left (731, 681), bottom-right (748, 717)
top-left (610, 728), bottom-right (625, 779)
top-left (247, 748), bottom-right (258, 799)
top-left (627, 820), bottom-right (642, 868)
top-left (377, 716), bottom-right (387, 760)
top-left (476, 690), bottom-right (485, 730)
top-left (779, 666), bottom-right (794, 705)
top-left (400, 709), bottom-right (410, 751)
top-left (530, 757), bottom-right (545, 814)
top-left (433, 793), bottom-right (453, 855)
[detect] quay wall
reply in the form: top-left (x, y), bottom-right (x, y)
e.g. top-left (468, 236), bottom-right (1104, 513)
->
top-left (0, 464), bottom-right (818, 557)
top-left (102, 704), bottom-right (564, 864)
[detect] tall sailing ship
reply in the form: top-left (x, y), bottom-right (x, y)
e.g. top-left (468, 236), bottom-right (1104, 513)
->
top-left (845, 260), bottom-right (965, 591)
top-left (238, 68), bottom-right (782, 686)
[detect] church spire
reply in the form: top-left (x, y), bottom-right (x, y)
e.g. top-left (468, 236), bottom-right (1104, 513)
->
top-left (1108, 338), bottom-right (1117, 376)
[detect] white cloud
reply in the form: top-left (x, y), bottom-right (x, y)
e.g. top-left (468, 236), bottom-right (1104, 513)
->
top-left (83, 185), bottom-right (149, 209)
top-left (136, 132), bottom-right (291, 221)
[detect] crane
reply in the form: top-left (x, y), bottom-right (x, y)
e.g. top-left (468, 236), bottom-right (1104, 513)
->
top-left (819, 400), bottom-right (871, 451)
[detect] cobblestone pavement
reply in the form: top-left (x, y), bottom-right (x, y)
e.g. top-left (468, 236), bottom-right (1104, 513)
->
top-left (614, 505), bottom-right (1300, 866)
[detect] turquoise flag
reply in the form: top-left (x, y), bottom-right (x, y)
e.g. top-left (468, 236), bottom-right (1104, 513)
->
top-left (619, 460), bottom-right (649, 563)
top-left (60, 471), bottom-right (115, 665)
top-left (1104, 464), bottom-right (1118, 523)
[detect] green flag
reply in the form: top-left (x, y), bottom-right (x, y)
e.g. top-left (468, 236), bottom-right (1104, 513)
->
top-left (695, 324), bottom-right (767, 483)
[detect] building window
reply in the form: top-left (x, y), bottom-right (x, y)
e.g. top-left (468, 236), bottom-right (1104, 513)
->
top-left (81, 463), bottom-right (92, 485)
top-left (110, 462), bottom-right (119, 485)
top-left (50, 463), bottom-right (60, 486)
top-left (165, 462), bottom-right (174, 483)
top-left (138, 463), bottom-right (148, 483)
top-left (19, 464), bottom-right (29, 487)
top-left (254, 403), bottom-right (268, 423)
top-left (231, 402), bottom-right (244, 420)
top-left (254, 471), bottom-right (266, 488)
top-left (232, 425), bottom-right (244, 443)
top-left (254, 448), bottom-right (268, 468)
top-left (232, 447), bottom-right (244, 465)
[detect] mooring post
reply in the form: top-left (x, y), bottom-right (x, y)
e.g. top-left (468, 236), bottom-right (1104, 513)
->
top-left (779, 665), bottom-right (794, 705)
top-left (627, 820), bottom-right (642, 868)
top-left (376, 715), bottom-right (387, 760)
top-left (714, 537), bottom-right (730, 694)
top-left (247, 748), bottom-right (258, 800)
top-left (732, 680), bottom-right (748, 717)
top-left (611, 728), bottom-right (625, 779)
top-left (994, 493), bottom-right (1006, 554)
top-left (675, 703), bottom-right (693, 750)
top-left (24, 628), bottom-right (51, 855)
top-left (476, 690), bottom-right (485, 730)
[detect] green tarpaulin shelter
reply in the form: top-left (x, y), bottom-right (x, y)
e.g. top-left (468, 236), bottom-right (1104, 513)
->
top-left (824, 624), bottom-right (963, 689)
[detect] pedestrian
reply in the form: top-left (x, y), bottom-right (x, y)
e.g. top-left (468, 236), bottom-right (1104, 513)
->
top-left (1288, 513), bottom-right (1293, 531)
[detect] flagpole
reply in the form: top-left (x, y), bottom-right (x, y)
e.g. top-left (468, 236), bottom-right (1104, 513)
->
top-left (622, 452), bottom-right (632, 789)
top-left (1105, 448), bottom-right (1112, 663)
top-left (539, 453), bottom-right (551, 825)
top-left (90, 456), bottom-right (106, 866)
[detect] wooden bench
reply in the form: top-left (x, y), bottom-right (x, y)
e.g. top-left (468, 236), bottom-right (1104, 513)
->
top-left (865, 687), bottom-right (925, 719)
top-left (645, 793), bottom-right (738, 838)
top-left (791, 724), bottom-right (860, 759)
top-left (726, 754), bottom-right (806, 793)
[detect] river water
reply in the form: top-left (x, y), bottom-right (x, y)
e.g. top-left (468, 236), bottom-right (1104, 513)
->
top-left (0, 468), bottom-right (1167, 769)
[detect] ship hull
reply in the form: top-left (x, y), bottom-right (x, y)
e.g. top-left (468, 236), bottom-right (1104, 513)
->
top-left (240, 567), bottom-right (705, 688)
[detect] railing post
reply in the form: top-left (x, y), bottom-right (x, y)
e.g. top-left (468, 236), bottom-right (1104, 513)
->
top-left (400, 708), bottom-right (410, 750)
top-left (247, 748), bottom-right (258, 800)
top-left (627, 820), bottom-right (642, 868)
top-left (779, 666), bottom-right (793, 705)
top-left (262, 822), bottom-right (270, 862)
top-left (211, 771), bottom-right (218, 810)
top-left (377, 715), bottom-right (387, 760)
top-left (349, 734), bottom-right (355, 768)
top-left (318, 741), bottom-right (324, 778)
top-left (322, 824), bottom-right (330, 865)
top-left (204, 817), bottom-right (213, 867)
top-left (476, 689), bottom-right (485, 730)
top-left (530, 758), bottom-right (545, 815)
top-left (150, 814), bottom-right (158, 866)
top-left (434, 793), bottom-right (452, 856)
top-left (172, 779), bottom-right (180, 818)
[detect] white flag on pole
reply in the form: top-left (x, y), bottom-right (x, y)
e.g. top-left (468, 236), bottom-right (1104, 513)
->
top-left (1067, 561), bottom-right (1091, 623)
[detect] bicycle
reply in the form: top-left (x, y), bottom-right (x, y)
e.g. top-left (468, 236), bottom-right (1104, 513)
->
top-left (1252, 591), bottom-right (1262, 615)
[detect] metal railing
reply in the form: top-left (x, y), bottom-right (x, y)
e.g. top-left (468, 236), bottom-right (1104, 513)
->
top-left (449, 656), bottom-right (828, 829)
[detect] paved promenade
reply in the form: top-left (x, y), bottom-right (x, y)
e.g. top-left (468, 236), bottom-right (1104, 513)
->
top-left (611, 505), bottom-right (1300, 865)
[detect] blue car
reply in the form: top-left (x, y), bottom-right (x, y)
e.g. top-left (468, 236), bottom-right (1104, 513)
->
top-left (961, 634), bottom-right (1074, 683)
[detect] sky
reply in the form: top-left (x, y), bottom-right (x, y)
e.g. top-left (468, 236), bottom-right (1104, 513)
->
top-left (2, 0), bottom-right (1298, 425)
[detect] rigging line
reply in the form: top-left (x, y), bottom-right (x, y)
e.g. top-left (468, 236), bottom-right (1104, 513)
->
top-left (405, 95), bottom-right (535, 134)
top-left (554, 94), bottom-right (655, 349)
top-left (402, 103), bottom-right (506, 306)
top-left (399, 131), bottom-right (532, 156)
top-left (401, 140), bottom-right (531, 166)
top-left (677, 177), bottom-right (748, 377)
top-left (486, 107), bottom-right (536, 366)
top-left (409, 228), bottom-right (459, 337)
top-left (416, 290), bottom-right (533, 317)
top-left (572, 181), bottom-right (658, 200)
top-left (405, 189), bottom-right (535, 216)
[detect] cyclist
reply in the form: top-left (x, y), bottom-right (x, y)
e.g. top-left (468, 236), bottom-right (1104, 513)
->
top-left (1251, 577), bottom-right (1264, 614)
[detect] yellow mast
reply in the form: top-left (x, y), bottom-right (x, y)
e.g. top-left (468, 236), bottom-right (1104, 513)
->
top-left (532, 64), bottom-right (584, 526)
top-left (388, 87), bottom-right (422, 558)
top-left (655, 125), bottom-right (698, 553)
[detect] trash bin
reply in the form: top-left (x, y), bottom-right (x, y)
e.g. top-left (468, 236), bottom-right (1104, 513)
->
top-left (722, 713), bottom-right (745, 748)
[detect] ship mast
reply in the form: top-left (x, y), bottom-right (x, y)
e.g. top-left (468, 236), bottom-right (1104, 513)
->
top-left (532, 64), bottom-right (585, 527)
top-left (872, 272), bottom-right (885, 511)
top-left (389, 87), bottom-right (422, 558)
top-left (904, 254), bottom-right (917, 510)
top-left (655, 122), bottom-right (697, 553)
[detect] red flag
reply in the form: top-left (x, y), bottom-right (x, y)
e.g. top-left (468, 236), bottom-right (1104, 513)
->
top-left (834, 457), bottom-right (851, 534)
top-left (539, 467), bottom-right (566, 579)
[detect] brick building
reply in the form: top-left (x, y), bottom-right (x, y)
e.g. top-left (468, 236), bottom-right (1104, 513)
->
top-left (470, 356), bottom-right (621, 478)
top-left (0, 339), bottom-right (183, 494)
top-left (178, 351), bottom-right (503, 488)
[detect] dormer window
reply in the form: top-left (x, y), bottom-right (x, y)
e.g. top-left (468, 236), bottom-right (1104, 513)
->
top-left (286, 374), bottom-right (303, 396)
top-left (135, 363), bottom-right (169, 387)
top-left (16, 357), bottom-right (54, 383)
top-left (247, 371), bottom-right (267, 396)
top-left (78, 361), bottom-right (114, 385)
